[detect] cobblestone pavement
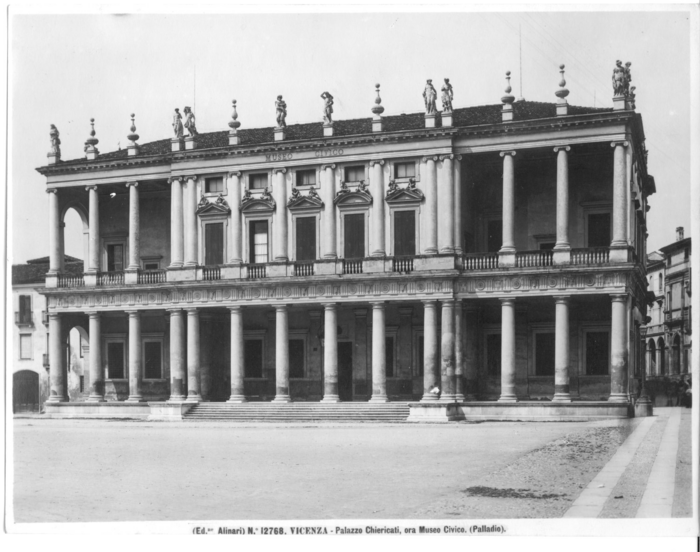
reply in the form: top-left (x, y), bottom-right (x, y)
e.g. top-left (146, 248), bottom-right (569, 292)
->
top-left (11, 408), bottom-right (692, 523)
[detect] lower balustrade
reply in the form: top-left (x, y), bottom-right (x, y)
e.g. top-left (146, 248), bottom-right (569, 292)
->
top-left (246, 263), bottom-right (267, 279)
top-left (462, 252), bottom-right (498, 270)
top-left (516, 249), bottom-right (553, 268)
top-left (342, 258), bottom-right (363, 274)
top-left (294, 261), bottom-right (314, 277)
top-left (202, 266), bottom-right (221, 281)
top-left (97, 271), bottom-right (124, 286)
top-left (57, 274), bottom-right (85, 288)
top-left (571, 247), bottom-right (610, 265)
top-left (138, 269), bottom-right (167, 284)
top-left (392, 256), bottom-right (414, 274)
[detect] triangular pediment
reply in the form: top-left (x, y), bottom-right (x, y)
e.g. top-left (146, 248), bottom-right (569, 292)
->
top-left (334, 189), bottom-right (373, 207)
top-left (385, 186), bottom-right (424, 205)
top-left (287, 191), bottom-right (324, 211)
top-left (196, 195), bottom-right (231, 215)
top-left (241, 193), bottom-right (276, 213)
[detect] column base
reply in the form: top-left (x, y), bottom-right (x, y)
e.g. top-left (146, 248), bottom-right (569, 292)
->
top-left (272, 395), bottom-right (291, 403)
top-left (370, 250), bottom-right (386, 257)
top-left (552, 393), bottom-right (572, 403)
top-left (439, 246), bottom-right (455, 254)
top-left (321, 395), bottom-right (340, 403)
top-left (126, 396), bottom-right (145, 403)
top-left (227, 395), bottom-right (247, 403)
top-left (46, 396), bottom-right (69, 404)
top-left (420, 394), bottom-right (440, 402)
top-left (498, 395), bottom-right (518, 403)
top-left (166, 396), bottom-right (186, 403)
top-left (85, 395), bottom-right (106, 403)
top-left (439, 394), bottom-right (457, 403)
top-left (423, 247), bottom-right (438, 255)
top-left (608, 393), bottom-right (629, 403)
top-left (185, 395), bottom-right (202, 403)
top-left (634, 395), bottom-right (654, 417)
top-left (369, 395), bottom-right (389, 403)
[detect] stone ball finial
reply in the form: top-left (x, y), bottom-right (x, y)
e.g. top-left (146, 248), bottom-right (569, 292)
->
top-left (229, 99), bottom-right (241, 130)
top-left (85, 117), bottom-right (99, 147)
top-left (555, 64), bottom-right (570, 100)
top-left (127, 113), bottom-right (139, 143)
top-left (501, 71), bottom-right (515, 105)
top-left (372, 83), bottom-right (384, 116)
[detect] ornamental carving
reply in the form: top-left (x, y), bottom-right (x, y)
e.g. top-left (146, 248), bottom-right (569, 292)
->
top-left (196, 194), bottom-right (231, 215)
top-left (241, 187), bottom-right (276, 213)
top-left (287, 186), bottom-right (324, 211)
top-left (334, 181), bottom-right (372, 207)
top-left (385, 178), bottom-right (424, 204)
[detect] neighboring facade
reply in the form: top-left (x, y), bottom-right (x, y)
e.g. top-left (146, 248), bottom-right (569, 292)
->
top-left (36, 72), bottom-right (653, 410)
top-left (12, 256), bottom-right (85, 411)
top-left (644, 227), bottom-right (692, 400)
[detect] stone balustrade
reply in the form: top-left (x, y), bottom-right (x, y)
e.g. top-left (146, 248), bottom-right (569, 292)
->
top-left (571, 247), bottom-right (610, 265)
top-left (97, 271), bottom-right (124, 286)
top-left (294, 261), bottom-right (314, 277)
top-left (342, 258), bottom-right (363, 274)
top-left (137, 269), bottom-right (167, 284)
top-left (58, 274), bottom-right (85, 288)
top-left (516, 249), bottom-right (554, 268)
top-left (462, 252), bottom-right (498, 270)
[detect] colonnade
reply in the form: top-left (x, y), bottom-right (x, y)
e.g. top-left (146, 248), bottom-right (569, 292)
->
top-left (45, 293), bottom-right (631, 404)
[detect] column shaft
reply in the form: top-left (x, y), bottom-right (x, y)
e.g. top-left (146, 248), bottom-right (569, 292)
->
top-left (168, 309), bottom-right (186, 401)
top-left (321, 303), bottom-right (339, 402)
top-left (274, 305), bottom-right (291, 402)
top-left (86, 312), bottom-right (104, 401)
top-left (501, 152), bottom-right (516, 252)
top-left (463, 305), bottom-right (479, 400)
top-left (370, 161), bottom-right (385, 257)
top-left (127, 182), bottom-right (140, 270)
top-left (87, 187), bottom-right (100, 272)
top-left (440, 300), bottom-right (456, 401)
top-left (553, 297), bottom-right (572, 402)
top-left (554, 147), bottom-right (570, 249)
top-left (499, 298), bottom-right (517, 402)
top-left (370, 302), bottom-right (388, 402)
top-left (169, 178), bottom-right (184, 268)
top-left (453, 156), bottom-right (463, 254)
top-left (424, 158), bottom-right (438, 254)
top-left (609, 294), bottom-right (628, 402)
top-left (47, 313), bottom-right (67, 402)
top-left (611, 143), bottom-right (628, 246)
top-left (200, 315), bottom-right (212, 401)
top-left (421, 300), bottom-right (439, 401)
top-left (184, 176), bottom-right (198, 266)
top-left (48, 190), bottom-right (60, 273)
top-left (273, 169), bottom-right (289, 261)
top-left (228, 307), bottom-right (246, 402)
top-left (229, 172), bottom-right (242, 264)
top-left (438, 156), bottom-right (455, 253)
top-left (454, 301), bottom-right (465, 401)
top-left (322, 165), bottom-right (337, 259)
top-left (185, 308), bottom-right (201, 401)
top-left (126, 310), bottom-right (143, 402)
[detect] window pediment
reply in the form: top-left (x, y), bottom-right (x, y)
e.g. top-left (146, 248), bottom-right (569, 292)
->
top-left (241, 188), bottom-right (276, 213)
top-left (385, 179), bottom-right (424, 205)
top-left (287, 187), bottom-right (324, 212)
top-left (196, 194), bottom-right (231, 216)
top-left (334, 181), bottom-right (372, 208)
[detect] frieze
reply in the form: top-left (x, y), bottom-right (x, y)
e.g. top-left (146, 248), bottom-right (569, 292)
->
top-left (457, 272), bottom-right (627, 295)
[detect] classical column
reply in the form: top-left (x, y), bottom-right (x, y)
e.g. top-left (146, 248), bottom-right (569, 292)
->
top-left (321, 303), bottom-right (339, 402)
top-left (47, 189), bottom-right (60, 274)
top-left (86, 186), bottom-right (100, 272)
top-left (169, 177), bottom-right (184, 268)
top-left (499, 151), bottom-right (517, 255)
top-left (47, 312), bottom-right (68, 402)
top-left (553, 296), bottom-right (572, 402)
top-left (126, 182), bottom-right (140, 270)
top-left (438, 155), bottom-right (455, 254)
top-left (274, 304), bottom-right (291, 402)
top-left (454, 300), bottom-right (465, 401)
top-left (553, 146), bottom-right (571, 252)
top-left (421, 300), bottom-right (439, 401)
top-left (200, 313), bottom-right (212, 401)
top-left (322, 164), bottom-right (337, 259)
top-left (59, 221), bottom-right (65, 272)
top-left (611, 141), bottom-right (629, 247)
top-left (227, 306), bottom-right (246, 402)
top-left (370, 301), bottom-right (388, 402)
top-left (353, 308), bottom-right (369, 399)
top-left (463, 304), bottom-right (479, 400)
top-left (609, 294), bottom-right (629, 402)
top-left (228, 171), bottom-right (243, 264)
top-left (167, 309), bottom-right (186, 401)
top-left (184, 175), bottom-right (198, 267)
top-left (185, 307), bottom-right (201, 402)
top-left (424, 156), bottom-right (438, 254)
top-left (370, 160), bottom-right (386, 257)
top-left (126, 310), bottom-right (143, 402)
top-left (453, 155), bottom-right (463, 255)
top-left (273, 168), bottom-right (288, 262)
top-left (440, 299), bottom-right (456, 402)
top-left (86, 311), bottom-right (104, 402)
top-left (499, 298), bottom-right (517, 402)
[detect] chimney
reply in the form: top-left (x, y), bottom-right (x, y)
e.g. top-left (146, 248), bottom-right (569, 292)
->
top-left (676, 227), bottom-right (684, 241)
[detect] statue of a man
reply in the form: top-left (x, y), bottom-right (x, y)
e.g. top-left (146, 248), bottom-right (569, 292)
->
top-left (441, 78), bottom-right (454, 113)
top-left (423, 79), bottom-right (437, 115)
top-left (276, 95), bottom-right (287, 128)
top-left (623, 62), bottom-right (632, 97)
top-left (173, 108), bottom-right (184, 139)
top-left (321, 91), bottom-right (334, 124)
top-left (49, 124), bottom-right (61, 155)
top-left (183, 107), bottom-right (198, 137)
top-left (612, 60), bottom-right (626, 97)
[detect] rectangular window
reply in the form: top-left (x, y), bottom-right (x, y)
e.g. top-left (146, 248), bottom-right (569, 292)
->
top-left (249, 221), bottom-right (269, 263)
top-left (585, 331), bottom-right (609, 375)
top-left (486, 333), bottom-right (501, 376)
top-left (394, 162), bottom-right (415, 179)
top-left (107, 341), bottom-right (125, 379)
top-left (143, 341), bottom-right (163, 379)
top-left (535, 333), bottom-right (555, 376)
top-left (107, 244), bottom-right (125, 272)
top-left (19, 334), bottom-right (32, 359)
top-left (385, 336), bottom-right (395, 378)
top-left (295, 217), bottom-right (316, 261)
top-left (250, 174), bottom-right (268, 190)
top-left (144, 262), bottom-right (160, 270)
top-left (244, 340), bottom-right (263, 378)
top-left (289, 340), bottom-right (305, 379)
top-left (205, 177), bottom-right (224, 194)
top-left (344, 166), bottom-right (365, 182)
top-left (19, 295), bottom-right (32, 324)
top-left (487, 220), bottom-right (502, 253)
top-left (344, 213), bottom-right (365, 258)
top-left (587, 213), bottom-right (611, 248)
top-left (205, 222), bottom-right (225, 266)
top-left (296, 170), bottom-right (316, 187)
top-left (394, 211), bottom-right (416, 256)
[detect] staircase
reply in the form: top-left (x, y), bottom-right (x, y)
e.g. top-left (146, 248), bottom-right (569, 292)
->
top-left (183, 402), bottom-right (411, 423)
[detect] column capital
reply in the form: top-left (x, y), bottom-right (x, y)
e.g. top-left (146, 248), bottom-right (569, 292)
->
top-left (321, 302), bottom-right (337, 310)
top-left (370, 301), bottom-right (385, 308)
top-left (321, 164), bottom-right (336, 171)
top-left (124, 309), bottom-right (141, 316)
top-left (184, 306), bottom-right (200, 313)
top-left (611, 140), bottom-right (629, 148)
top-left (84, 310), bottom-right (101, 318)
top-left (228, 171), bottom-right (242, 178)
top-left (441, 298), bottom-right (456, 306)
top-left (499, 150), bottom-right (517, 158)
top-left (369, 159), bottom-right (385, 167)
top-left (184, 174), bottom-right (198, 181)
top-left (422, 155), bottom-right (439, 163)
top-left (228, 305), bottom-right (242, 312)
top-left (553, 295), bottom-right (571, 304)
top-left (273, 304), bottom-right (289, 312)
top-left (610, 293), bottom-right (628, 303)
top-left (165, 308), bottom-right (184, 314)
top-left (500, 297), bottom-right (516, 306)
top-left (439, 154), bottom-right (455, 161)
top-left (168, 176), bottom-right (183, 184)
top-left (272, 167), bottom-right (287, 174)
top-left (455, 154), bottom-right (463, 161)
top-left (85, 185), bottom-right (98, 192)
top-left (125, 181), bottom-right (139, 188)
top-left (553, 145), bottom-right (571, 153)
top-left (46, 188), bottom-right (58, 195)
top-left (421, 299), bottom-right (438, 307)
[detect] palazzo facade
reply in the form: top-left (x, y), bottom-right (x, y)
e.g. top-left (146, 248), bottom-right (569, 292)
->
top-left (37, 79), bottom-right (653, 410)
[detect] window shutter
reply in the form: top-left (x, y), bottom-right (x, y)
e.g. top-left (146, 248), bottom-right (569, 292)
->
top-left (295, 217), bottom-right (316, 261)
top-left (344, 214), bottom-right (365, 258)
top-left (205, 223), bottom-right (224, 265)
top-left (394, 211), bottom-right (416, 256)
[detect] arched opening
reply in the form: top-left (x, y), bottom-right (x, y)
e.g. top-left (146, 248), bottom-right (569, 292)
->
top-left (66, 326), bottom-right (89, 401)
top-left (657, 337), bottom-right (666, 375)
top-left (61, 202), bottom-right (89, 272)
top-left (647, 339), bottom-right (656, 376)
top-left (13, 370), bottom-right (39, 412)
top-left (672, 334), bottom-right (682, 376)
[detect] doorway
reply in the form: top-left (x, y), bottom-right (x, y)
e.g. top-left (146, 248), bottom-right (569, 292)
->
top-left (13, 370), bottom-right (39, 413)
top-left (338, 341), bottom-right (353, 401)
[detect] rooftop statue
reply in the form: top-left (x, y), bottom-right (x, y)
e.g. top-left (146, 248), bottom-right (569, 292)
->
top-left (49, 124), bottom-right (61, 155)
top-left (441, 78), bottom-right (454, 113)
top-left (321, 91), bottom-right (334, 124)
top-left (183, 106), bottom-right (198, 137)
top-left (276, 95), bottom-right (287, 128)
top-left (423, 79), bottom-right (437, 115)
top-left (612, 60), bottom-right (633, 98)
top-left (290, 187), bottom-right (301, 201)
top-left (308, 186), bottom-right (320, 199)
top-left (173, 108), bottom-right (184, 139)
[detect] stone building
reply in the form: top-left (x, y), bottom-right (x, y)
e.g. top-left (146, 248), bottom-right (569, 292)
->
top-left (35, 69), bottom-right (654, 420)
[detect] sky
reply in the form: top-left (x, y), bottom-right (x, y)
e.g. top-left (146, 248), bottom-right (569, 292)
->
top-left (9, 8), bottom-right (695, 263)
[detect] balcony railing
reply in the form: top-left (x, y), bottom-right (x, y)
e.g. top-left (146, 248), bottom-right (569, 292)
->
top-left (392, 256), bottom-right (414, 274)
top-left (57, 274), bottom-right (85, 288)
top-left (202, 266), bottom-right (221, 281)
top-left (571, 247), bottom-right (610, 265)
top-left (342, 258), bottom-right (364, 274)
top-left (138, 269), bottom-right (167, 284)
top-left (294, 261), bottom-right (314, 277)
top-left (42, 353), bottom-right (49, 368)
top-left (462, 252), bottom-right (498, 270)
top-left (15, 311), bottom-right (33, 326)
top-left (247, 264), bottom-right (267, 279)
top-left (97, 271), bottom-right (124, 286)
top-left (515, 249), bottom-right (553, 268)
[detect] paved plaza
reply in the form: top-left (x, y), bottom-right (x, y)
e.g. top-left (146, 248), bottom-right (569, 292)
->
top-left (11, 408), bottom-right (692, 523)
